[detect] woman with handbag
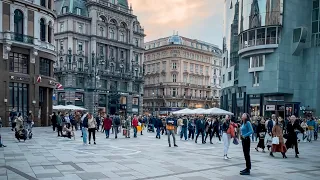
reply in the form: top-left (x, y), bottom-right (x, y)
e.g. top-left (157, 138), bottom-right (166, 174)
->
top-left (255, 118), bottom-right (267, 152)
top-left (270, 118), bottom-right (287, 158)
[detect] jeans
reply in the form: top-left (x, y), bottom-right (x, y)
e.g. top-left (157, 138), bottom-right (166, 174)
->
top-left (156, 127), bottom-right (161, 138)
top-left (105, 129), bottom-right (110, 138)
top-left (82, 128), bottom-right (88, 144)
top-left (133, 127), bottom-right (137, 137)
top-left (242, 137), bottom-right (251, 170)
top-left (188, 129), bottom-right (195, 140)
top-left (213, 129), bottom-right (221, 141)
top-left (180, 126), bottom-right (188, 140)
top-left (222, 133), bottom-right (231, 155)
top-left (307, 130), bottom-right (314, 141)
top-left (167, 129), bottom-right (176, 145)
top-left (57, 125), bottom-right (62, 136)
top-left (251, 133), bottom-right (256, 142)
top-left (114, 126), bottom-right (119, 138)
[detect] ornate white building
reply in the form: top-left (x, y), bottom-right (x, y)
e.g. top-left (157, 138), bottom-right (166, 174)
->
top-left (144, 34), bottom-right (222, 115)
top-left (54, 0), bottom-right (145, 116)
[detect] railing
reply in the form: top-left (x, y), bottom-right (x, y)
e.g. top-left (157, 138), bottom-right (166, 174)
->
top-left (38, 40), bottom-right (56, 51)
top-left (9, 32), bottom-right (34, 44)
top-left (240, 37), bottom-right (279, 50)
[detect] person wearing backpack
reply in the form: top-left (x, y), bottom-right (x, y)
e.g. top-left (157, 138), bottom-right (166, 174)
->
top-left (180, 116), bottom-right (188, 141)
top-left (113, 113), bottom-right (121, 139)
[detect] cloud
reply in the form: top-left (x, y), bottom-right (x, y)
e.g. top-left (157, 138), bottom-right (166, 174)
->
top-left (128, 0), bottom-right (224, 44)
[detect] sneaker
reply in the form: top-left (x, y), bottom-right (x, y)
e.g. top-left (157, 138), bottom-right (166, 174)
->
top-left (224, 156), bottom-right (228, 160)
top-left (169, 144), bottom-right (171, 147)
top-left (240, 170), bottom-right (250, 175)
top-left (240, 168), bottom-right (247, 173)
top-left (174, 144), bottom-right (178, 147)
top-left (94, 142), bottom-right (96, 145)
top-left (227, 156), bottom-right (231, 159)
top-left (89, 142), bottom-right (91, 144)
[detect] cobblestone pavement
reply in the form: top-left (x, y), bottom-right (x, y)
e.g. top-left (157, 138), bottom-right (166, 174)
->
top-left (0, 127), bottom-right (319, 180)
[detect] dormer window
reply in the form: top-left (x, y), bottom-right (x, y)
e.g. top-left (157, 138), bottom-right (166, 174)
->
top-left (40, 0), bottom-right (46, 7)
top-left (76, 8), bottom-right (82, 15)
top-left (62, 6), bottom-right (68, 14)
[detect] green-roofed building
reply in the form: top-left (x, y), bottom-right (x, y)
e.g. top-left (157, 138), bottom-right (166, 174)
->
top-left (54, 0), bottom-right (145, 116)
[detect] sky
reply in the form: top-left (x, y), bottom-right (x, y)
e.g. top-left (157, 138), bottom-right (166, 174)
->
top-left (127, 0), bottom-right (224, 48)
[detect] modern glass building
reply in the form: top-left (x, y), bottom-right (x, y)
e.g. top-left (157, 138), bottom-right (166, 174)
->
top-left (221, 0), bottom-right (320, 118)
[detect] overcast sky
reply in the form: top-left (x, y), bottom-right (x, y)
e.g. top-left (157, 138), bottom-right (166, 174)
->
top-left (128, 0), bottom-right (224, 48)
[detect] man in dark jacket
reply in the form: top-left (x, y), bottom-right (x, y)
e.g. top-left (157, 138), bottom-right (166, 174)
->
top-left (155, 117), bottom-right (163, 139)
top-left (188, 119), bottom-right (195, 140)
top-left (180, 116), bottom-right (188, 140)
top-left (285, 115), bottom-right (304, 158)
top-left (213, 118), bottom-right (221, 142)
top-left (113, 114), bottom-right (121, 139)
top-left (51, 112), bottom-right (57, 132)
top-left (195, 117), bottom-right (205, 144)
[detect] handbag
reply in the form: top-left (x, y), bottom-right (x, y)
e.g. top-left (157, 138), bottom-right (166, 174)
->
top-left (272, 136), bottom-right (279, 145)
top-left (233, 137), bottom-right (239, 145)
top-left (259, 132), bottom-right (265, 138)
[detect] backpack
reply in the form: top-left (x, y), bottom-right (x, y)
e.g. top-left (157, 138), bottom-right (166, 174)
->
top-left (114, 117), bottom-right (120, 126)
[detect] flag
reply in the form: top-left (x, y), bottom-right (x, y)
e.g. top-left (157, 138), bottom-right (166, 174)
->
top-left (56, 83), bottom-right (63, 89)
top-left (36, 75), bottom-right (41, 83)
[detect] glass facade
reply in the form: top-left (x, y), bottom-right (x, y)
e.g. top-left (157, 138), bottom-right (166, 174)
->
top-left (239, 0), bottom-right (283, 32)
top-left (9, 52), bottom-right (29, 74)
top-left (312, 0), bottom-right (320, 46)
top-left (9, 83), bottom-right (29, 116)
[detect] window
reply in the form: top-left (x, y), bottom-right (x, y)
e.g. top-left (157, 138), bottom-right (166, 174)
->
top-left (183, 76), bottom-right (187, 83)
top-left (171, 88), bottom-right (177, 97)
top-left (135, 54), bottom-right (139, 63)
top-left (9, 52), bottom-right (29, 74)
top-left (249, 55), bottom-right (264, 68)
top-left (78, 23), bottom-right (83, 33)
top-left (40, 0), bottom-right (46, 7)
top-left (222, 74), bottom-right (225, 83)
top-left (78, 58), bottom-right (83, 71)
top-left (172, 74), bottom-right (177, 82)
top-left (14, 10), bottom-right (24, 35)
top-left (135, 38), bottom-right (139, 46)
top-left (190, 64), bottom-right (194, 72)
top-left (75, 93), bottom-right (84, 106)
top-left (157, 63), bottom-right (160, 71)
top-left (62, 6), bottom-right (68, 14)
top-left (172, 62), bottom-right (177, 69)
top-left (228, 71), bottom-right (232, 81)
top-left (190, 76), bottom-right (193, 84)
top-left (120, 51), bottom-right (124, 59)
top-left (76, 8), bottom-right (82, 15)
top-left (200, 66), bottom-right (203, 74)
top-left (60, 40), bottom-right (64, 50)
top-left (9, 83), bottom-right (28, 116)
top-left (213, 78), bottom-right (216, 85)
top-left (99, 45), bottom-right (104, 56)
top-left (48, 23), bottom-right (52, 43)
top-left (253, 72), bottom-right (260, 87)
top-left (40, 18), bottom-right (46, 41)
top-left (120, 32), bottom-right (125, 42)
top-left (162, 61), bottom-right (166, 70)
top-left (195, 65), bottom-right (199, 73)
top-left (100, 27), bottom-right (104, 36)
top-left (78, 42), bottom-right (83, 51)
top-left (109, 28), bottom-right (115, 39)
top-left (48, 0), bottom-right (52, 9)
top-left (184, 62), bottom-right (187, 71)
top-left (60, 23), bottom-right (64, 32)
top-left (205, 66), bottom-right (209, 74)
top-left (110, 64), bottom-right (115, 72)
top-left (39, 58), bottom-right (51, 76)
top-left (111, 0), bottom-right (115, 4)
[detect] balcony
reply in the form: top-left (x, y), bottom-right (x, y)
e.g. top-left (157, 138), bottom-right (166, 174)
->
top-left (238, 26), bottom-right (280, 58)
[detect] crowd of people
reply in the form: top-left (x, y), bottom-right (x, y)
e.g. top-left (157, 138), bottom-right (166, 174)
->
top-left (49, 111), bottom-right (320, 175)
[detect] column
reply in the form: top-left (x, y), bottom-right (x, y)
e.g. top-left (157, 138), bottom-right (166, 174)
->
top-left (45, 23), bottom-right (48, 42)
top-left (232, 92), bottom-right (237, 116)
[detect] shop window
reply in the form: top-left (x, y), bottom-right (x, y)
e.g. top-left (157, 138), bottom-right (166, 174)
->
top-left (40, 0), bottom-right (46, 7)
top-left (75, 93), bottom-right (84, 106)
top-left (9, 83), bottom-right (28, 116)
top-left (58, 92), bottom-right (66, 105)
top-left (14, 9), bottom-right (24, 35)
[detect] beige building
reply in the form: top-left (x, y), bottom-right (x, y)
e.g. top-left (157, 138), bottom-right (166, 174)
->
top-left (143, 34), bottom-right (222, 115)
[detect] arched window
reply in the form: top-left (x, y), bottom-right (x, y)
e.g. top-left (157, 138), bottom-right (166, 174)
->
top-left (40, 18), bottom-right (46, 41)
top-left (40, 0), bottom-right (46, 7)
top-left (120, 32), bottom-right (124, 42)
top-left (109, 28), bottom-right (115, 39)
top-left (48, 21), bottom-right (52, 43)
top-left (14, 10), bottom-right (24, 35)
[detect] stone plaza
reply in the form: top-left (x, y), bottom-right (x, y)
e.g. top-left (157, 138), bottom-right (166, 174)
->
top-left (0, 127), bottom-right (319, 180)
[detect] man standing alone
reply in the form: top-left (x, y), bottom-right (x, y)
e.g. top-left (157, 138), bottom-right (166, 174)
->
top-left (166, 116), bottom-right (178, 147)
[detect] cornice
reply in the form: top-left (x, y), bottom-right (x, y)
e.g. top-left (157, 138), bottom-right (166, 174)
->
top-left (145, 44), bottom-right (213, 56)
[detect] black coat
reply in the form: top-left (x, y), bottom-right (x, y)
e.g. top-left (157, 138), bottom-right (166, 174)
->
top-left (256, 123), bottom-right (266, 138)
top-left (286, 121), bottom-right (304, 148)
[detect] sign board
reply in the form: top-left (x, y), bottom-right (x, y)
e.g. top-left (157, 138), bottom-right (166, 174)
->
top-left (265, 105), bottom-right (275, 111)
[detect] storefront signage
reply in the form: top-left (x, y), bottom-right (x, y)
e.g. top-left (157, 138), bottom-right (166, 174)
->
top-left (10, 76), bottom-right (30, 82)
top-left (265, 105), bottom-right (275, 111)
top-left (132, 108), bottom-right (138, 112)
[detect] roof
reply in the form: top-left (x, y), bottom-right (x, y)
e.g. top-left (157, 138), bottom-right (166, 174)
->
top-left (168, 35), bottom-right (183, 45)
top-left (55, 0), bottom-right (88, 17)
top-left (118, 0), bottom-right (129, 7)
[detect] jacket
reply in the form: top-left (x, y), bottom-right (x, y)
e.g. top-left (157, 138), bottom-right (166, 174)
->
top-left (196, 119), bottom-right (205, 130)
top-left (272, 124), bottom-right (284, 144)
top-left (82, 117), bottom-right (88, 128)
top-left (57, 115), bottom-right (62, 126)
top-left (103, 118), bottom-right (112, 130)
top-left (256, 123), bottom-right (266, 137)
top-left (267, 120), bottom-right (275, 134)
top-left (188, 121), bottom-right (195, 131)
top-left (88, 117), bottom-right (96, 129)
top-left (286, 121), bottom-right (304, 147)
top-left (155, 119), bottom-right (163, 128)
top-left (132, 118), bottom-right (139, 127)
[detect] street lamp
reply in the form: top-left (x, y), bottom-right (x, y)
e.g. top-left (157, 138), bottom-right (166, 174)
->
top-left (92, 51), bottom-right (105, 115)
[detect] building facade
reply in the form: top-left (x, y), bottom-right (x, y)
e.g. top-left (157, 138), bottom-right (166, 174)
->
top-left (144, 34), bottom-right (222, 115)
top-left (221, 0), bottom-right (320, 117)
top-left (0, 0), bottom-right (57, 126)
top-left (53, 0), bottom-right (145, 116)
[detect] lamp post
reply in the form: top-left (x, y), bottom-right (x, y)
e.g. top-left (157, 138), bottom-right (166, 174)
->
top-left (92, 51), bottom-right (105, 116)
top-left (152, 92), bottom-right (155, 116)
